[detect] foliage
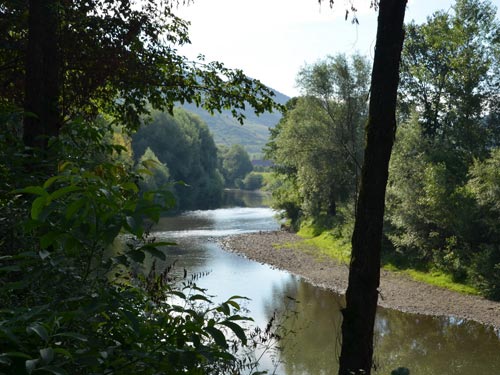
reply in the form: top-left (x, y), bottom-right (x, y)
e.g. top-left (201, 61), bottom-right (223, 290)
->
top-left (399, 0), bottom-right (500, 165)
top-left (239, 172), bottom-right (264, 191)
top-left (137, 147), bottom-right (171, 192)
top-left (266, 54), bottom-right (370, 225)
top-left (0, 117), bottom-right (265, 374)
top-left (466, 148), bottom-right (500, 299)
top-left (132, 108), bottom-right (224, 210)
top-left (384, 0), bottom-right (500, 298)
top-left (218, 144), bottom-right (254, 188)
top-left (0, 0), bottom-right (280, 140)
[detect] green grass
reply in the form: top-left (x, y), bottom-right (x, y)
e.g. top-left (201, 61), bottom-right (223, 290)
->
top-left (297, 227), bottom-right (351, 264)
top-left (384, 265), bottom-right (480, 295)
top-left (293, 222), bottom-right (481, 296)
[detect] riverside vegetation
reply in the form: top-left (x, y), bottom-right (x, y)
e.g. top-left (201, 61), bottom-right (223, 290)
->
top-left (265, 0), bottom-right (500, 301)
top-left (1, 0), bottom-right (499, 374)
top-left (0, 1), bottom-right (283, 374)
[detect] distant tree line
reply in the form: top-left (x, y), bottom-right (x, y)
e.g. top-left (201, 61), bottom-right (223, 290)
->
top-left (132, 108), bottom-right (256, 210)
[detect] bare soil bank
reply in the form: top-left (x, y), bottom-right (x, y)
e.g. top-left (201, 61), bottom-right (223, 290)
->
top-left (219, 231), bottom-right (500, 330)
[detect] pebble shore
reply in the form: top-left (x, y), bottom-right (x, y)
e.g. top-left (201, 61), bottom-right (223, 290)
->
top-left (219, 231), bottom-right (500, 330)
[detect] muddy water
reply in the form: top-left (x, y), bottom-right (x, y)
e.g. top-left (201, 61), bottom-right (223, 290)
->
top-left (151, 190), bottom-right (500, 375)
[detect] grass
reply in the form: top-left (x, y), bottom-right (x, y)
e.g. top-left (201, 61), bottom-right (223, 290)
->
top-left (293, 222), bottom-right (481, 296)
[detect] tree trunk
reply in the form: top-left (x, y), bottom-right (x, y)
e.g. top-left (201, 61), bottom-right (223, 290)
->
top-left (338, 1), bottom-right (407, 374)
top-left (23, 0), bottom-right (61, 150)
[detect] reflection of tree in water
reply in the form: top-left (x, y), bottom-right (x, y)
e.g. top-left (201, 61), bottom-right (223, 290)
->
top-left (261, 277), bottom-right (344, 374)
top-left (260, 277), bottom-right (500, 375)
top-left (374, 309), bottom-right (500, 374)
top-left (223, 189), bottom-right (272, 208)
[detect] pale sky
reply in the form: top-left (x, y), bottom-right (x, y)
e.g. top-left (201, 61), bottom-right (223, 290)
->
top-left (175, 0), bottom-right (478, 97)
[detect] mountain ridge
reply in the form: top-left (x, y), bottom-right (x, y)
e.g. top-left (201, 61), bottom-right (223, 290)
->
top-left (182, 88), bottom-right (290, 156)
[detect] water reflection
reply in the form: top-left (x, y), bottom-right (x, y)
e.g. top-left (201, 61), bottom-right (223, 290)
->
top-left (222, 189), bottom-right (273, 208)
top-left (144, 190), bottom-right (500, 375)
top-left (154, 206), bottom-right (280, 238)
top-left (261, 279), bottom-right (343, 374)
top-left (373, 309), bottom-right (500, 374)
top-left (258, 276), bottom-right (500, 374)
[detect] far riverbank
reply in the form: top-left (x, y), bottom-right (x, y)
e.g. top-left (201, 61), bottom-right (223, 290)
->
top-left (219, 231), bottom-right (500, 330)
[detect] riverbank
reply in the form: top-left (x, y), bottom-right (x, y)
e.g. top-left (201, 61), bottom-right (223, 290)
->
top-left (219, 231), bottom-right (500, 330)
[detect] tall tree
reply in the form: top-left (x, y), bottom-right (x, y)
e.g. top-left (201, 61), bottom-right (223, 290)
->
top-left (265, 54), bottom-right (370, 223)
top-left (218, 144), bottom-right (253, 188)
top-left (1, 1), bottom-right (279, 150)
top-left (399, 0), bottom-right (500, 171)
top-left (338, 1), bottom-right (407, 374)
top-left (132, 108), bottom-right (224, 209)
top-left (23, 0), bottom-right (61, 150)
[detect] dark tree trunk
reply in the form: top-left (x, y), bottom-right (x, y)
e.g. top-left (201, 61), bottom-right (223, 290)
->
top-left (338, 1), bottom-right (407, 374)
top-left (23, 0), bottom-right (61, 150)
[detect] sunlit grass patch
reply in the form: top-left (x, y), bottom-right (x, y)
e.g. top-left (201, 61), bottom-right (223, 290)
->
top-left (385, 266), bottom-right (481, 295)
top-left (292, 223), bottom-right (480, 296)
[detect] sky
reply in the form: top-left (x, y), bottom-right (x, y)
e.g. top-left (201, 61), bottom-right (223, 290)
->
top-left (175, 0), bottom-right (472, 97)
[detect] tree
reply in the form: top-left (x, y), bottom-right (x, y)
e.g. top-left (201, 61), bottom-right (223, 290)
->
top-left (466, 148), bottom-right (500, 299)
top-left (132, 108), bottom-right (224, 209)
top-left (1, 1), bottom-right (279, 150)
top-left (138, 147), bottom-right (171, 192)
top-left (23, 0), bottom-right (61, 150)
top-left (338, 1), bottom-right (407, 374)
top-left (385, 0), bottom-right (500, 290)
top-left (265, 54), bottom-right (370, 224)
top-left (399, 0), bottom-right (500, 164)
top-left (219, 144), bottom-right (253, 188)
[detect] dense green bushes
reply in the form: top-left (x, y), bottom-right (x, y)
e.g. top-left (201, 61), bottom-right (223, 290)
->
top-left (266, 0), bottom-right (500, 299)
top-left (0, 117), bottom-right (266, 374)
top-left (132, 109), bottom-right (225, 210)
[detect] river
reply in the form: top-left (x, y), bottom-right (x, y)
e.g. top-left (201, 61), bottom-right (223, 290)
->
top-left (149, 190), bottom-right (500, 375)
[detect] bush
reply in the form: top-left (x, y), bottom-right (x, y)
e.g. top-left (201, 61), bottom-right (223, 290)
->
top-left (241, 172), bottom-right (264, 190)
top-left (0, 119), bottom-right (260, 374)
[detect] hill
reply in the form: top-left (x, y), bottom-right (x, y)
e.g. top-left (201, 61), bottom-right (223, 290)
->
top-left (182, 88), bottom-right (290, 156)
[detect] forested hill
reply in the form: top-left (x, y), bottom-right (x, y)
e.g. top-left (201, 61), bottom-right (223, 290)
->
top-left (182, 88), bottom-right (290, 155)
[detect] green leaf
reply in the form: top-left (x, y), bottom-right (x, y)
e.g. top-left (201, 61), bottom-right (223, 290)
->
top-left (122, 181), bottom-right (139, 193)
top-left (143, 247), bottom-right (166, 261)
top-left (127, 250), bottom-right (145, 263)
top-left (57, 161), bottom-right (72, 172)
top-left (31, 196), bottom-right (47, 220)
top-left (40, 233), bottom-right (58, 250)
top-left (125, 216), bottom-right (143, 236)
top-left (189, 294), bottom-right (212, 303)
top-left (216, 303), bottom-right (230, 316)
top-left (221, 321), bottom-right (247, 345)
top-left (26, 358), bottom-right (40, 374)
top-left (204, 326), bottom-right (228, 348)
top-left (15, 186), bottom-right (48, 196)
top-left (65, 198), bottom-right (86, 219)
top-left (26, 324), bottom-right (49, 342)
top-left (49, 185), bottom-right (81, 201)
top-left (53, 348), bottom-right (72, 359)
top-left (169, 290), bottom-right (187, 300)
top-left (40, 347), bottom-right (54, 364)
top-left (43, 175), bottom-right (62, 189)
top-left (0, 265), bottom-right (21, 273)
top-left (2, 351), bottom-right (32, 359)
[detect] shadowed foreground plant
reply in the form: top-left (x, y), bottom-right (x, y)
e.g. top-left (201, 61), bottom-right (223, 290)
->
top-left (0, 118), bottom-right (272, 375)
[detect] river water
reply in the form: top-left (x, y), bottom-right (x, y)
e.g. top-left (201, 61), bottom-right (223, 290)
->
top-left (150, 190), bottom-right (500, 375)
